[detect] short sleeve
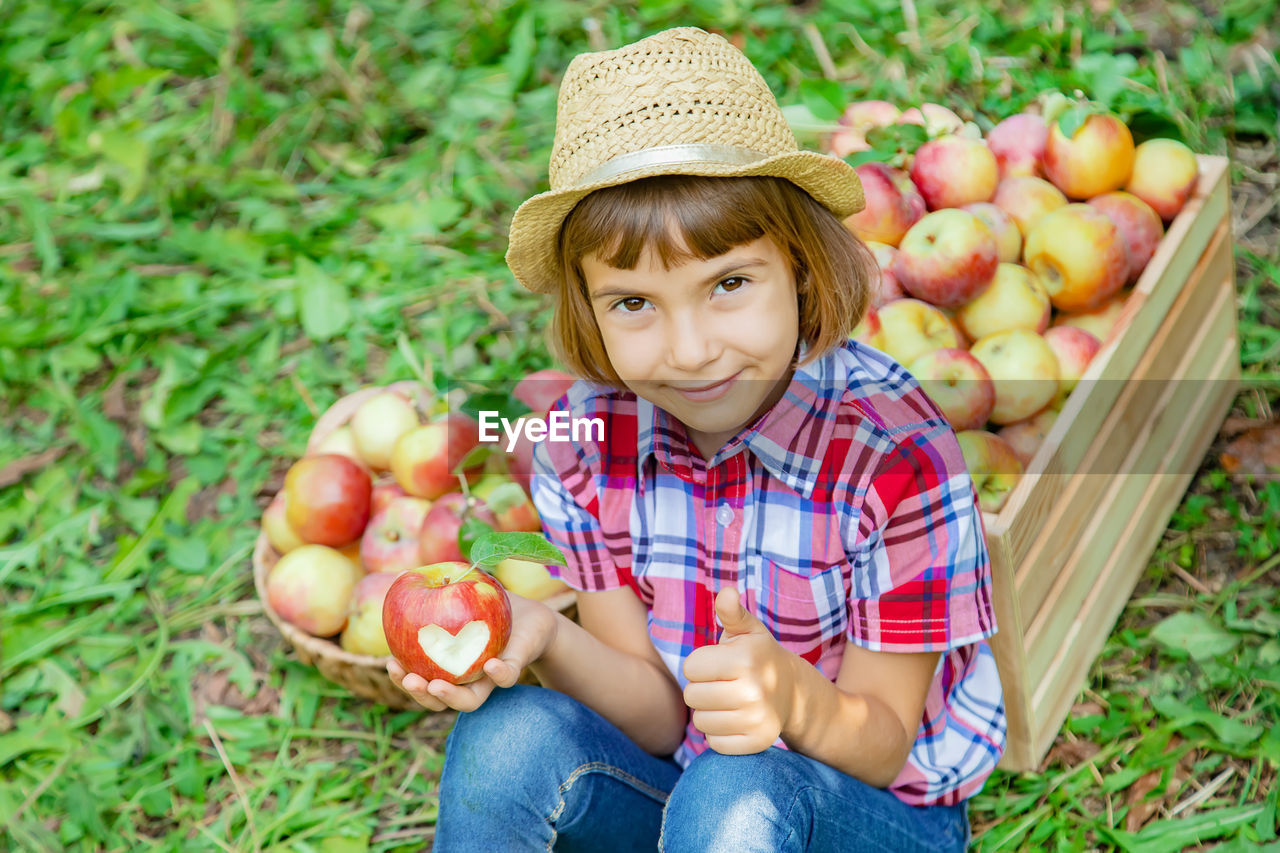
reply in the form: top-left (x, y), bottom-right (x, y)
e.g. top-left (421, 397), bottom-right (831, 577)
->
top-left (529, 407), bottom-right (628, 593)
top-left (845, 426), bottom-right (997, 653)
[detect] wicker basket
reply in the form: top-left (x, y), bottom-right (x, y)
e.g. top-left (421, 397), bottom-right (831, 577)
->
top-left (254, 381), bottom-right (577, 710)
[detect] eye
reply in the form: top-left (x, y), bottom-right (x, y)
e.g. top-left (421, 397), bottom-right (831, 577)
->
top-left (714, 276), bottom-right (749, 294)
top-left (612, 296), bottom-right (650, 313)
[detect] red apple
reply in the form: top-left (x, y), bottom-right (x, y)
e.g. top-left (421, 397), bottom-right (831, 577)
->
top-left (956, 430), bottom-right (1025, 513)
top-left (992, 176), bottom-right (1068, 238)
top-left (370, 476), bottom-right (409, 516)
top-left (361, 496), bottom-right (435, 574)
top-left (842, 162), bottom-right (927, 248)
top-left (998, 408), bottom-right (1060, 469)
top-left (1043, 111), bottom-right (1136, 200)
top-left (909, 136), bottom-right (999, 210)
top-left (1087, 191), bottom-right (1164, 285)
top-left (1024, 204), bottom-right (1128, 313)
top-left (418, 491), bottom-right (500, 564)
top-left (262, 493), bottom-right (306, 554)
top-left (1125, 138), bottom-right (1198, 222)
top-left (284, 454), bottom-right (373, 547)
top-left (351, 391), bottom-right (420, 470)
top-left (266, 544), bottom-right (363, 637)
top-left (391, 413), bottom-right (484, 500)
top-left (382, 563), bottom-right (513, 685)
top-left (876, 298), bottom-right (967, 366)
top-left (851, 305), bottom-right (886, 351)
top-left (961, 202), bottom-right (1022, 263)
top-left (907, 348), bottom-right (996, 431)
top-left (313, 426), bottom-right (364, 466)
top-left (954, 262), bottom-right (1051, 341)
top-left (340, 571), bottom-right (399, 656)
top-left (513, 369), bottom-right (577, 415)
top-left (986, 112), bottom-right (1049, 180)
top-left (898, 103), bottom-right (965, 137)
top-left (829, 100), bottom-right (902, 157)
top-left (969, 328), bottom-right (1061, 425)
top-left (1043, 326), bottom-right (1102, 407)
top-left (893, 210), bottom-right (999, 308)
top-left (864, 241), bottom-right (907, 306)
top-left (1052, 289), bottom-right (1129, 345)
top-left (471, 473), bottom-right (541, 533)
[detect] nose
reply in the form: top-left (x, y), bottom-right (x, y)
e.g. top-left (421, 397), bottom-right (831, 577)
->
top-left (664, 308), bottom-right (721, 375)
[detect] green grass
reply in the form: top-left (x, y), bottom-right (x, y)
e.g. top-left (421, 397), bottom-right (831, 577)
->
top-left (2, 1), bottom-right (1277, 849)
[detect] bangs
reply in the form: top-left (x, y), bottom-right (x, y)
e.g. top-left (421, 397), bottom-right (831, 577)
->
top-left (560, 176), bottom-right (777, 276)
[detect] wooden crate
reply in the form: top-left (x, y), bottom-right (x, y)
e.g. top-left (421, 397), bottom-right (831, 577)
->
top-left (989, 155), bottom-right (1239, 771)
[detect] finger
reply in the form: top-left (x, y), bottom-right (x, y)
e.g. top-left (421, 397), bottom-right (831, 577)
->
top-left (690, 709), bottom-right (750, 738)
top-left (704, 733), bottom-right (768, 756)
top-left (388, 664), bottom-right (448, 712)
top-left (714, 586), bottom-right (763, 639)
top-left (682, 680), bottom-right (744, 712)
top-left (483, 655), bottom-right (525, 689)
top-left (427, 677), bottom-right (494, 713)
top-left (681, 644), bottom-right (740, 684)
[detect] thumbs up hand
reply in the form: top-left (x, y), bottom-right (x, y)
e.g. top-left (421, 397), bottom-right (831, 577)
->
top-left (681, 586), bottom-right (801, 755)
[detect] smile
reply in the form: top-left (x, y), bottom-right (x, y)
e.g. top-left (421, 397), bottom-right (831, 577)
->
top-left (671, 371), bottom-right (741, 401)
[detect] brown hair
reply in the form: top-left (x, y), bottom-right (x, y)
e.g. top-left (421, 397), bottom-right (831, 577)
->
top-left (549, 175), bottom-right (876, 387)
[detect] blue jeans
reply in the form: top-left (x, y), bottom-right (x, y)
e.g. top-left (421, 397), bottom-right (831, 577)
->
top-left (433, 684), bottom-right (971, 852)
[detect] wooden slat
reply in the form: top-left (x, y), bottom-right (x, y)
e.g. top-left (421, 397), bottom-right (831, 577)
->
top-left (1029, 334), bottom-right (1239, 757)
top-left (1024, 274), bottom-right (1238, 686)
top-left (1012, 222), bottom-right (1235, 624)
top-left (987, 532), bottom-right (1034, 771)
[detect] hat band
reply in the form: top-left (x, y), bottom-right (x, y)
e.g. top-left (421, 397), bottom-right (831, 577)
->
top-left (573, 144), bottom-right (773, 186)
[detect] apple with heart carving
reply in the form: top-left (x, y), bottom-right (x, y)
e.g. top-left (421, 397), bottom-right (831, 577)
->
top-left (382, 562), bottom-right (513, 685)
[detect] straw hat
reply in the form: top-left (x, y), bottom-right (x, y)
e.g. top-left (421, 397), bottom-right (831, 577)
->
top-left (506, 26), bottom-right (865, 294)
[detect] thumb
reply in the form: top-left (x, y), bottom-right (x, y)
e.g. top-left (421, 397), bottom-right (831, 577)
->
top-left (714, 586), bottom-right (762, 639)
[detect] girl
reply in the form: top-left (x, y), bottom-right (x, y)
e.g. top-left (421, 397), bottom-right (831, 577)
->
top-left (388, 26), bottom-right (1005, 852)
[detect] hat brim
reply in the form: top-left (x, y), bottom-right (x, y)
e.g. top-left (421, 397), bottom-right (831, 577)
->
top-left (506, 150), bottom-right (865, 295)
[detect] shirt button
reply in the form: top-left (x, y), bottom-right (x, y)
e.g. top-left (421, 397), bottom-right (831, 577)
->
top-left (715, 503), bottom-right (734, 527)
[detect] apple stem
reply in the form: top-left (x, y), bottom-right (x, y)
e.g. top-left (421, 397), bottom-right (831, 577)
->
top-left (454, 562), bottom-right (481, 584)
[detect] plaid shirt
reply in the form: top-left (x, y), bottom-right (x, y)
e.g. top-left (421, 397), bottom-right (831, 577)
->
top-left (529, 338), bottom-right (1006, 807)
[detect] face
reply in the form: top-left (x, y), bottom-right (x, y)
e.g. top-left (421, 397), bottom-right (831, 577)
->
top-left (582, 233), bottom-right (801, 460)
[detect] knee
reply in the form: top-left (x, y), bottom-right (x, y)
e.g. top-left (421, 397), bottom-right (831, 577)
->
top-left (660, 749), bottom-right (808, 852)
top-left (443, 684), bottom-right (576, 781)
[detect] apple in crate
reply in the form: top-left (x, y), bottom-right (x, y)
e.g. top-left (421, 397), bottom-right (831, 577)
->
top-left (992, 176), bottom-right (1067, 238)
top-left (985, 112), bottom-right (1048, 180)
top-left (954, 263), bottom-right (1051, 341)
top-left (1023, 204), bottom-right (1128, 313)
top-left (906, 348), bottom-right (995, 432)
top-left (898, 103), bottom-right (965, 137)
top-left (909, 136), bottom-right (999, 210)
top-left (382, 563), bottom-right (513, 685)
top-left (877, 298), bottom-right (966, 366)
top-left (1042, 111), bottom-right (1135, 200)
top-left (1043, 326), bottom-right (1102, 409)
top-left (1087, 191), bottom-right (1164, 285)
top-left (472, 474), bottom-right (541, 533)
top-left (361, 496), bottom-right (434, 574)
top-left (893, 210), bottom-right (999, 308)
top-left (1051, 289), bottom-right (1129, 345)
top-left (351, 391), bottom-right (420, 470)
top-left (864, 241), bottom-right (906, 306)
top-left (828, 99), bottom-right (901, 157)
top-left (1125, 138), bottom-right (1199, 222)
top-left (284, 453), bottom-right (373, 548)
top-left (999, 408), bottom-right (1060, 468)
top-left (969, 329), bottom-right (1061, 425)
top-left (956, 430), bottom-right (1025, 514)
top-left (842, 162), bottom-right (925, 248)
top-left (960, 202), bottom-right (1021, 264)
top-left (262, 493), bottom-right (306, 554)
top-left (267, 544), bottom-right (363, 637)
top-left (341, 571), bottom-right (399, 656)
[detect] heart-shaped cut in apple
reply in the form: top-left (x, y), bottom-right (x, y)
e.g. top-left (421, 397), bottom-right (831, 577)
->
top-left (418, 621), bottom-right (491, 677)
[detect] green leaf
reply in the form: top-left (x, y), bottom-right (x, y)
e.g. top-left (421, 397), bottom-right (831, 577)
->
top-left (1150, 694), bottom-right (1262, 747)
top-left (469, 531), bottom-right (566, 568)
top-left (798, 78), bottom-right (844, 122)
top-left (1056, 104), bottom-right (1092, 138)
top-left (296, 257), bottom-right (351, 341)
top-left (457, 515), bottom-right (496, 562)
top-left (453, 443), bottom-right (493, 477)
top-left (1149, 612), bottom-right (1240, 661)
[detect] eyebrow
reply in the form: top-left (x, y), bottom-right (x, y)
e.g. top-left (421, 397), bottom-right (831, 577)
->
top-left (589, 257), bottom-right (769, 302)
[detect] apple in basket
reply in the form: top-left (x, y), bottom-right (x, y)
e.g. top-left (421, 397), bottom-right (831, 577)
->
top-left (383, 562), bottom-right (513, 685)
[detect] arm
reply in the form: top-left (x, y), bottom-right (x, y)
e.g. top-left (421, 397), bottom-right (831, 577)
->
top-left (531, 585), bottom-right (688, 756)
top-left (682, 587), bottom-right (937, 788)
top-left (389, 585), bottom-right (688, 757)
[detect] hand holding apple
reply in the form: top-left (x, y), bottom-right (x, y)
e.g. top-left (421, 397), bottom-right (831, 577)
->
top-left (385, 578), bottom-right (561, 712)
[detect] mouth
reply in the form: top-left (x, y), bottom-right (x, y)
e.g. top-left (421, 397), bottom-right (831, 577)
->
top-left (670, 371), bottom-right (741, 401)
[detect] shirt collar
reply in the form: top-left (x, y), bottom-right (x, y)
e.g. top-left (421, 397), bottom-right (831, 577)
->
top-left (635, 341), bottom-right (847, 497)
